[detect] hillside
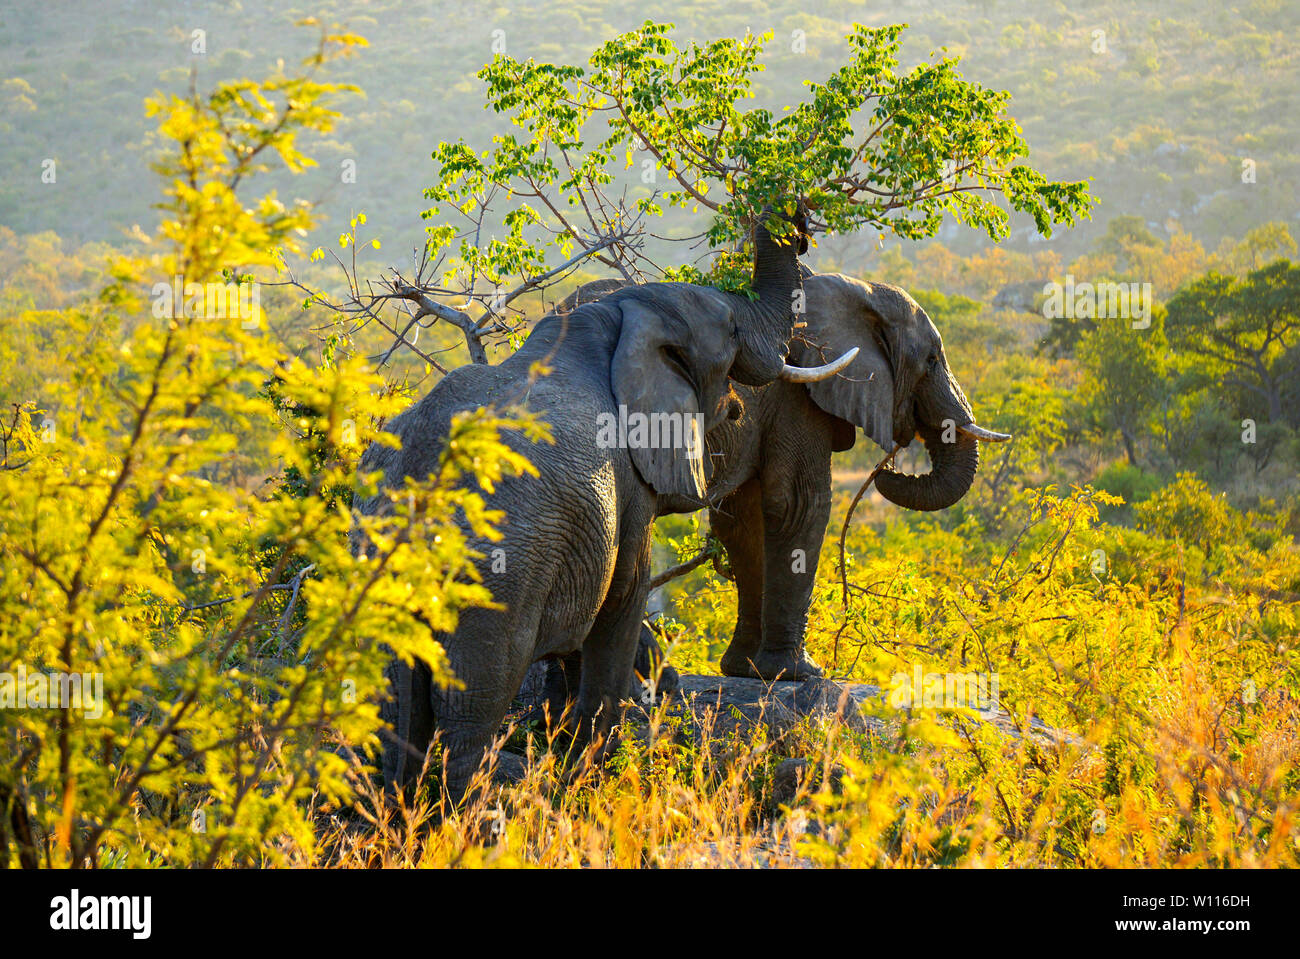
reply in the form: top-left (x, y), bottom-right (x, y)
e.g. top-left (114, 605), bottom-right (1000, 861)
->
top-left (2, 0), bottom-right (1296, 270)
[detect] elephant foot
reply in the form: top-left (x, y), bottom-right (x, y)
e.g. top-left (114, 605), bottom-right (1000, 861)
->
top-left (721, 646), bottom-right (824, 682)
top-left (719, 629), bottom-right (763, 678)
top-left (720, 647), bottom-right (762, 678)
top-left (630, 622), bottom-right (680, 704)
top-left (631, 661), bottom-right (680, 706)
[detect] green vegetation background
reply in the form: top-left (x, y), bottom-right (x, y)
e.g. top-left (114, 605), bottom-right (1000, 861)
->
top-left (3, 0), bottom-right (1296, 261)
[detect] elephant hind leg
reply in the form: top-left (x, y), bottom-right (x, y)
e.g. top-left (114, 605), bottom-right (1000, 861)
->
top-left (433, 670), bottom-right (533, 809)
top-left (381, 656), bottom-right (434, 799)
top-left (633, 622), bottom-right (679, 701)
top-left (431, 605), bottom-right (545, 808)
top-left (540, 621), bottom-right (677, 739)
top-left (539, 652), bottom-right (582, 735)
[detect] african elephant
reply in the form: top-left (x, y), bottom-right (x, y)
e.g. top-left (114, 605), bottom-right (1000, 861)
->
top-left (543, 270), bottom-right (1009, 693)
top-left (352, 214), bottom-right (856, 803)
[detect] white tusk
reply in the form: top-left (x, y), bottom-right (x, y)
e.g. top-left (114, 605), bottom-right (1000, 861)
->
top-left (779, 347), bottom-right (859, 383)
top-left (958, 422), bottom-right (1012, 442)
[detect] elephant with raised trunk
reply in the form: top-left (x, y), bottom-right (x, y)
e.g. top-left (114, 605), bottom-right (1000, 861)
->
top-left (353, 213), bottom-right (856, 803)
top-left (543, 270), bottom-right (1009, 693)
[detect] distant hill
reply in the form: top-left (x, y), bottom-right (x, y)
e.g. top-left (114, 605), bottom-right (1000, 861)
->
top-left (1, 0), bottom-right (1296, 271)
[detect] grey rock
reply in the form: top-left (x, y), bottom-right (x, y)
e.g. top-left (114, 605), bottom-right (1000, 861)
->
top-left (670, 673), bottom-right (1072, 747)
top-left (514, 663), bottom-right (1072, 749)
top-left (991, 280), bottom-right (1046, 314)
top-left (673, 674), bottom-right (882, 741)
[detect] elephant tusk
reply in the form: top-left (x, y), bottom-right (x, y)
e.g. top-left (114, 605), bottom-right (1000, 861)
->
top-left (958, 422), bottom-right (1012, 442)
top-left (779, 347), bottom-right (859, 383)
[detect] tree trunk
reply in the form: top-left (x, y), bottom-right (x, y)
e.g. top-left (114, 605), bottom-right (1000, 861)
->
top-left (1120, 427), bottom-right (1139, 467)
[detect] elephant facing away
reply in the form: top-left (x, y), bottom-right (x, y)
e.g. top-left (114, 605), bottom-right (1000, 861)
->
top-left (352, 215), bottom-right (857, 803)
top-left (545, 271), bottom-right (1009, 690)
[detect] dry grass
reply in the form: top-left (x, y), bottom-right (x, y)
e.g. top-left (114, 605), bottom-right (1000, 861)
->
top-left (284, 648), bottom-right (1297, 868)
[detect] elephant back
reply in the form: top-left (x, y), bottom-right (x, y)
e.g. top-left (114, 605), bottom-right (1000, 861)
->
top-left (555, 277), bottom-right (629, 314)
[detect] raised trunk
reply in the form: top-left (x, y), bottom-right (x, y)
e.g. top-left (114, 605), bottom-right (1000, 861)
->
top-left (728, 214), bottom-right (804, 386)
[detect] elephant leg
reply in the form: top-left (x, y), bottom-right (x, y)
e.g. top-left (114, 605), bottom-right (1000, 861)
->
top-left (540, 652), bottom-right (582, 733)
top-left (543, 621), bottom-right (677, 730)
top-left (575, 527), bottom-right (652, 753)
top-left (634, 622), bottom-right (679, 701)
top-left (381, 654), bottom-right (434, 798)
top-left (751, 436), bottom-right (834, 681)
top-left (432, 608), bottom-right (539, 808)
top-left (712, 479), bottom-right (768, 678)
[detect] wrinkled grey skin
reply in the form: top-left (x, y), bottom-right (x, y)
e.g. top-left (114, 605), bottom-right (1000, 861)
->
top-left (529, 621), bottom-right (678, 723)
top-left (354, 219), bottom-right (806, 804)
top-left (545, 270), bottom-right (1008, 689)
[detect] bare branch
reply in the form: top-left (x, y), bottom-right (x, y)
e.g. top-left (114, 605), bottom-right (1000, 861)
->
top-left (387, 282), bottom-right (487, 364)
top-left (650, 536), bottom-right (719, 590)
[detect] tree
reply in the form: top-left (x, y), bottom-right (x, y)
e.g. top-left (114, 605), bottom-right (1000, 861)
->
top-left (1091, 214), bottom-right (1162, 274)
top-left (1135, 472), bottom-right (1247, 557)
top-left (1163, 259), bottom-right (1300, 425)
top-left (912, 287), bottom-right (1015, 360)
top-left (1077, 313), bottom-right (1168, 467)
top-left (299, 20), bottom-right (1093, 368)
top-left (0, 26), bottom-right (537, 867)
top-left (1212, 221), bottom-right (1298, 274)
top-left (916, 241), bottom-right (965, 291)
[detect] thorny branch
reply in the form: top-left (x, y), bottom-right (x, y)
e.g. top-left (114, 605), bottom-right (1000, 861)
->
top-left (832, 445), bottom-right (903, 668)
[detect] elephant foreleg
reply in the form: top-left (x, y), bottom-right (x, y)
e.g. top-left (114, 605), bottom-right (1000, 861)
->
top-left (711, 479), bottom-right (768, 678)
top-left (575, 527), bottom-right (653, 754)
top-left (752, 455), bottom-right (832, 681)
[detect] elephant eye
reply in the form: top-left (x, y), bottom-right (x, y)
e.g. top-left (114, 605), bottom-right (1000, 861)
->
top-left (927, 352), bottom-right (938, 370)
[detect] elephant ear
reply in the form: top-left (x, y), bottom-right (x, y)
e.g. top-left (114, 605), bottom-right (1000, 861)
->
top-left (789, 274), bottom-right (898, 453)
top-left (610, 297), bottom-right (708, 500)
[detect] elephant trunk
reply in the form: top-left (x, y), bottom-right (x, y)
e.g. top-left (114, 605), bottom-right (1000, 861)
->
top-left (875, 425), bottom-right (980, 512)
top-left (875, 363), bottom-right (983, 512)
top-left (728, 213), bottom-right (805, 387)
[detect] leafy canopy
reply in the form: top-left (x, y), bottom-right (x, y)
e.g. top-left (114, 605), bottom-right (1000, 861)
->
top-left (422, 21), bottom-right (1093, 304)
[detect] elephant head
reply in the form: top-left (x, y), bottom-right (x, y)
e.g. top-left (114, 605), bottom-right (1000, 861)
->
top-left (581, 216), bottom-right (856, 501)
top-left (790, 273), bottom-right (1009, 511)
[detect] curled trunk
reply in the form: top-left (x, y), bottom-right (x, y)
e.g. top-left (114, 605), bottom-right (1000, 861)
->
top-left (875, 422), bottom-right (980, 512)
top-left (875, 357), bottom-right (985, 512)
top-left (728, 214), bottom-right (805, 386)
